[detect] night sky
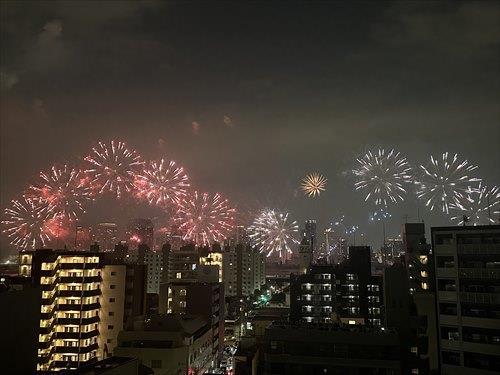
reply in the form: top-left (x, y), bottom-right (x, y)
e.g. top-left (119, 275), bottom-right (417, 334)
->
top-left (1, 1), bottom-right (499, 256)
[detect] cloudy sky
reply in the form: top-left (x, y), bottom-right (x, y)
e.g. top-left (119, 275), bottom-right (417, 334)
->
top-left (1, 1), bottom-right (499, 255)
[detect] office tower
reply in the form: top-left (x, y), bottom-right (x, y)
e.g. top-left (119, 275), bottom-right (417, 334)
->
top-left (302, 219), bottom-right (317, 255)
top-left (18, 249), bottom-right (147, 371)
top-left (127, 218), bottom-right (154, 250)
top-left (164, 282), bottom-right (225, 360)
top-left (298, 236), bottom-right (312, 274)
top-left (93, 223), bottom-right (118, 251)
top-left (432, 225), bottom-right (500, 374)
top-left (168, 243), bottom-right (199, 282)
top-left (403, 223), bottom-right (433, 293)
top-left (75, 225), bottom-right (92, 251)
top-left (114, 315), bottom-right (215, 374)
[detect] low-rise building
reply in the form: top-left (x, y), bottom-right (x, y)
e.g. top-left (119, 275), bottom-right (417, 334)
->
top-left (114, 315), bottom-right (213, 374)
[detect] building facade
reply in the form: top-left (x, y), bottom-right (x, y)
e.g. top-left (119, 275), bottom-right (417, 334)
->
top-left (432, 225), bottom-right (500, 375)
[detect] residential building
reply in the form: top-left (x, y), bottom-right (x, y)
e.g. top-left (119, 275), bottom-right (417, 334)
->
top-left (162, 282), bottom-right (225, 360)
top-left (262, 322), bottom-right (401, 374)
top-left (18, 249), bottom-right (146, 371)
top-left (432, 225), bottom-right (500, 375)
top-left (114, 315), bottom-right (214, 374)
top-left (168, 244), bottom-right (199, 283)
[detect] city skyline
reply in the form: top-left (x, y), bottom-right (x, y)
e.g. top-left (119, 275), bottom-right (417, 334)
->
top-left (1, 2), bottom-right (499, 255)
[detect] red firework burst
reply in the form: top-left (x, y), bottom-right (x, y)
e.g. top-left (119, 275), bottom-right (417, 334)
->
top-left (84, 140), bottom-right (144, 199)
top-left (176, 191), bottom-right (236, 247)
top-left (29, 165), bottom-right (92, 221)
top-left (134, 159), bottom-right (189, 207)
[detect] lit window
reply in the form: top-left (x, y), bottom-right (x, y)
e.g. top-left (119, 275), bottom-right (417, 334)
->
top-left (421, 282), bottom-right (428, 290)
top-left (419, 255), bottom-right (428, 265)
top-left (176, 272), bottom-right (182, 279)
top-left (180, 289), bottom-right (186, 296)
top-left (421, 271), bottom-right (428, 278)
top-left (348, 320), bottom-right (356, 325)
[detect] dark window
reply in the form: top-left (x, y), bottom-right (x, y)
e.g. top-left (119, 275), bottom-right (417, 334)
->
top-left (151, 360), bottom-right (162, 369)
top-left (108, 312), bottom-right (114, 316)
top-left (110, 272), bottom-right (116, 276)
top-left (108, 325), bottom-right (114, 330)
top-left (110, 285), bottom-right (116, 289)
top-left (109, 298), bottom-right (115, 302)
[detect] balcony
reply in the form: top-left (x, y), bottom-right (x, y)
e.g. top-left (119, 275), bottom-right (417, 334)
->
top-left (438, 291), bottom-right (457, 302)
top-left (459, 268), bottom-right (500, 280)
top-left (436, 267), bottom-right (457, 278)
top-left (59, 289), bottom-right (101, 298)
top-left (54, 342), bottom-right (98, 354)
top-left (58, 302), bottom-right (100, 311)
top-left (56, 329), bottom-right (99, 340)
top-left (59, 275), bottom-right (102, 284)
top-left (460, 292), bottom-right (500, 304)
top-left (57, 315), bottom-right (99, 325)
top-left (458, 244), bottom-right (500, 255)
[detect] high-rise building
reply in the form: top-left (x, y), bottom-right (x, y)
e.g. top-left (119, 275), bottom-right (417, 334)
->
top-left (93, 223), bottom-right (118, 251)
top-left (403, 223), bottom-right (433, 293)
top-left (302, 219), bottom-right (317, 256)
top-left (298, 236), bottom-right (312, 274)
top-left (432, 225), bottom-right (500, 374)
top-left (403, 223), bottom-right (439, 371)
top-left (168, 244), bottom-right (199, 283)
top-left (290, 246), bottom-right (383, 326)
top-left (127, 218), bottom-right (154, 250)
top-left (163, 282), bottom-right (225, 360)
top-left (18, 249), bottom-right (147, 371)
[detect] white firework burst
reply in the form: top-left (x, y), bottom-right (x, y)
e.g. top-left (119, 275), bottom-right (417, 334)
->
top-left (416, 152), bottom-right (481, 213)
top-left (248, 209), bottom-right (299, 260)
top-left (353, 148), bottom-right (412, 206)
top-left (450, 184), bottom-right (500, 225)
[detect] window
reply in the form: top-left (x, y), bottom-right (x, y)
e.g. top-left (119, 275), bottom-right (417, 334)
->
top-left (180, 289), bottom-right (186, 296)
top-left (108, 325), bottom-right (114, 330)
top-left (151, 360), bottom-right (162, 369)
top-left (110, 285), bottom-right (116, 289)
top-left (107, 339), bottom-right (112, 343)
top-left (109, 298), bottom-right (115, 303)
top-left (108, 312), bottom-right (114, 316)
top-left (176, 272), bottom-right (182, 279)
top-left (110, 271), bottom-right (116, 276)
top-left (179, 301), bottom-right (186, 308)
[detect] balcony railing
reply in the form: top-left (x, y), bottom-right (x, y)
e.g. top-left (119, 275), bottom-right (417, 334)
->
top-left (460, 292), bottom-right (500, 304)
top-left (457, 244), bottom-right (500, 255)
top-left (458, 268), bottom-right (500, 280)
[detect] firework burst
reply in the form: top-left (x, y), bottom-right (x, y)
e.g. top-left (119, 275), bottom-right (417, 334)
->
top-left (450, 184), bottom-right (500, 225)
top-left (84, 140), bottom-right (143, 199)
top-left (2, 197), bottom-right (52, 250)
top-left (301, 172), bottom-right (327, 197)
top-left (353, 148), bottom-right (412, 206)
top-left (134, 159), bottom-right (189, 207)
top-left (29, 165), bottom-right (92, 221)
top-left (416, 152), bottom-right (481, 213)
top-left (175, 191), bottom-right (235, 247)
top-left (248, 209), bottom-right (299, 260)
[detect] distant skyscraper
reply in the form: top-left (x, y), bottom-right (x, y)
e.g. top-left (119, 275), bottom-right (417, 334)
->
top-left (127, 218), bottom-right (154, 250)
top-left (302, 220), bottom-right (317, 253)
top-left (93, 222), bottom-right (118, 251)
